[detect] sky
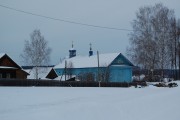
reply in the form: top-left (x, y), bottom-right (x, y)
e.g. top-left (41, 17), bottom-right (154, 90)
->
top-left (0, 0), bottom-right (180, 65)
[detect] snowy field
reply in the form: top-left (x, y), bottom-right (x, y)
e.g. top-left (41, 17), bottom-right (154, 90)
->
top-left (0, 83), bottom-right (180, 120)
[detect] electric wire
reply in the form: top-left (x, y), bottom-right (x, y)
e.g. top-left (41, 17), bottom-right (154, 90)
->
top-left (0, 4), bottom-right (133, 31)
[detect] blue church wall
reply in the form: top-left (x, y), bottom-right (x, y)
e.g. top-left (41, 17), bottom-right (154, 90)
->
top-left (109, 66), bottom-right (132, 82)
top-left (55, 65), bottom-right (132, 83)
top-left (72, 67), bottom-right (98, 78)
top-left (55, 69), bottom-right (64, 75)
top-left (55, 67), bottom-right (99, 80)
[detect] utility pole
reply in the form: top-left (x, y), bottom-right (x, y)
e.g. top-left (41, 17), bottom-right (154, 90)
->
top-left (65, 60), bottom-right (67, 81)
top-left (97, 51), bottom-right (100, 87)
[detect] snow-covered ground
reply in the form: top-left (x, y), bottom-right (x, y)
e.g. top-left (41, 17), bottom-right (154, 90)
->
top-left (0, 82), bottom-right (180, 120)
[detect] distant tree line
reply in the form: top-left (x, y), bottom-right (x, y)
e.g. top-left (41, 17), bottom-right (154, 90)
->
top-left (127, 3), bottom-right (180, 79)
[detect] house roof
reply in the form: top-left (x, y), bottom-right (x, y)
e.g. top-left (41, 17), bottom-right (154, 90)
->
top-left (26, 67), bottom-right (53, 79)
top-left (0, 53), bottom-right (29, 75)
top-left (0, 53), bottom-right (22, 69)
top-left (0, 53), bottom-right (6, 59)
top-left (0, 66), bottom-right (18, 69)
top-left (54, 53), bottom-right (121, 69)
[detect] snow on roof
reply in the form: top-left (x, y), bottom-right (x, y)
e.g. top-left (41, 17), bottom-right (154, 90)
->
top-left (0, 53), bottom-right (5, 59)
top-left (54, 53), bottom-right (120, 69)
top-left (0, 66), bottom-right (17, 69)
top-left (23, 69), bottom-right (32, 74)
top-left (69, 47), bottom-right (75, 50)
top-left (27, 67), bottom-right (53, 79)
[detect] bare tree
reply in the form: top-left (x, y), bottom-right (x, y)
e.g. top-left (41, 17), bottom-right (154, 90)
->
top-left (21, 29), bottom-right (51, 79)
top-left (153, 4), bottom-right (174, 76)
top-left (97, 63), bottom-right (112, 82)
top-left (167, 18), bottom-right (178, 79)
top-left (127, 5), bottom-right (159, 70)
top-left (98, 66), bottom-right (111, 82)
top-left (128, 3), bottom-right (176, 78)
top-left (66, 61), bottom-right (74, 79)
top-left (177, 19), bottom-right (180, 79)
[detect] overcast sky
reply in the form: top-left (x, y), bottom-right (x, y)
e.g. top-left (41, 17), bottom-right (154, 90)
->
top-left (0, 0), bottom-right (180, 65)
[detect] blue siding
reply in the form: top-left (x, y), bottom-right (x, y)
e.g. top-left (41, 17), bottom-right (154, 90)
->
top-left (54, 53), bottom-right (133, 83)
top-left (109, 66), bottom-right (132, 82)
top-left (55, 69), bottom-right (64, 75)
top-left (55, 67), bottom-right (99, 80)
top-left (55, 65), bottom-right (132, 83)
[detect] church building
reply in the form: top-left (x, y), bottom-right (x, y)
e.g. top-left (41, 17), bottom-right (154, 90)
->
top-left (54, 43), bottom-right (134, 82)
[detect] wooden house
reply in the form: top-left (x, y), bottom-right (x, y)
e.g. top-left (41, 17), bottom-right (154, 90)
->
top-left (0, 53), bottom-right (29, 79)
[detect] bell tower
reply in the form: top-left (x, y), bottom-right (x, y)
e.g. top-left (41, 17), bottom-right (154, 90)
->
top-left (89, 43), bottom-right (93, 56)
top-left (69, 41), bottom-right (76, 58)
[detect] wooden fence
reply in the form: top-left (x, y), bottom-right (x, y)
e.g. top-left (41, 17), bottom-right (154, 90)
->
top-left (0, 79), bottom-right (147, 87)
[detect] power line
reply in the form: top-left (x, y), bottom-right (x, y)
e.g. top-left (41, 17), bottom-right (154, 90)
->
top-left (0, 4), bottom-right (133, 31)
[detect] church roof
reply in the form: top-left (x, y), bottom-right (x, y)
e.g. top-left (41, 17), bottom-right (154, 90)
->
top-left (55, 53), bottom-right (124, 69)
top-left (69, 48), bottom-right (76, 51)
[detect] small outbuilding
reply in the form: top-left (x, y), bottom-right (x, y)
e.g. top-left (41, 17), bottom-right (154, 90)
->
top-left (24, 66), bottom-right (58, 80)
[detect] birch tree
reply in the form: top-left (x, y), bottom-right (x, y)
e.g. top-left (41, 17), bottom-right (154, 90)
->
top-left (66, 61), bottom-right (74, 79)
top-left (128, 3), bottom-right (176, 77)
top-left (177, 19), bottom-right (180, 78)
top-left (21, 29), bottom-right (51, 79)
